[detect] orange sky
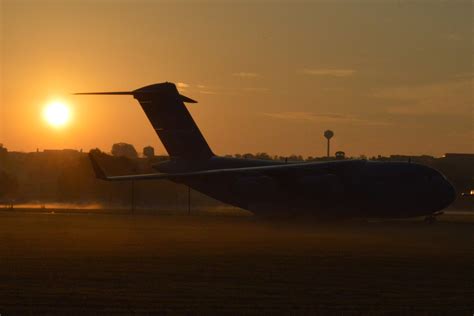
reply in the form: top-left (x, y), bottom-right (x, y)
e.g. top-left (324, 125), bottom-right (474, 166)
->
top-left (1, 0), bottom-right (472, 157)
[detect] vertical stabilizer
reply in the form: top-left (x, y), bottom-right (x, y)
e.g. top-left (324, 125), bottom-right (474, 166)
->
top-left (132, 83), bottom-right (214, 160)
top-left (77, 82), bottom-right (214, 160)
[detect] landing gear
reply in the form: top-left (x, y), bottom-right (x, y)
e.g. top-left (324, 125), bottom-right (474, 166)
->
top-left (424, 215), bottom-right (437, 224)
top-left (424, 211), bottom-right (444, 224)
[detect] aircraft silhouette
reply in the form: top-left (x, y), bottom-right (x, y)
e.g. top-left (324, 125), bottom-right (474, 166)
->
top-left (77, 82), bottom-right (455, 219)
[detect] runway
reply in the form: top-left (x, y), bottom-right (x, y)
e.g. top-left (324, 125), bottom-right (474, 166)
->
top-left (0, 209), bottom-right (472, 314)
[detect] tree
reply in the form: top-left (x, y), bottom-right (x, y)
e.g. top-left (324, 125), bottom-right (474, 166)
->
top-left (143, 146), bottom-right (155, 158)
top-left (111, 143), bottom-right (138, 159)
top-left (288, 154), bottom-right (304, 162)
top-left (89, 148), bottom-right (102, 155)
top-left (255, 152), bottom-right (272, 160)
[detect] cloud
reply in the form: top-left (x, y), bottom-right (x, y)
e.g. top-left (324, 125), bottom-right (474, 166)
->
top-left (233, 72), bottom-right (260, 78)
top-left (444, 33), bottom-right (463, 41)
top-left (263, 112), bottom-right (389, 126)
top-left (372, 80), bottom-right (472, 116)
top-left (198, 90), bottom-right (218, 95)
top-left (302, 68), bottom-right (356, 77)
top-left (243, 87), bottom-right (269, 93)
top-left (453, 72), bottom-right (474, 80)
top-left (176, 82), bottom-right (190, 88)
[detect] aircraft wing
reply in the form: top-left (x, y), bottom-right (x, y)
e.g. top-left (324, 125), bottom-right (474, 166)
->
top-left (89, 153), bottom-right (361, 182)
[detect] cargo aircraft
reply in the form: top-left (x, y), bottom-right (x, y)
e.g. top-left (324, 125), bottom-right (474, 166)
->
top-left (77, 82), bottom-right (455, 219)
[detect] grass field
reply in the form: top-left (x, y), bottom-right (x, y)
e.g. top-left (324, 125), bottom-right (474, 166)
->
top-left (0, 209), bottom-right (472, 314)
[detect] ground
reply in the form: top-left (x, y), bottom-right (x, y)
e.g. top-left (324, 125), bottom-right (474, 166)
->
top-left (0, 209), bottom-right (472, 314)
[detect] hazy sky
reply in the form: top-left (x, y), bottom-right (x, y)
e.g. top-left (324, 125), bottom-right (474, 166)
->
top-left (1, 0), bottom-right (472, 157)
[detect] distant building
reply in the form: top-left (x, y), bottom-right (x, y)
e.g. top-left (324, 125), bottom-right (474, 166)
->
top-left (41, 149), bottom-right (81, 161)
top-left (43, 149), bottom-right (80, 155)
top-left (443, 153), bottom-right (474, 161)
top-left (0, 144), bottom-right (7, 157)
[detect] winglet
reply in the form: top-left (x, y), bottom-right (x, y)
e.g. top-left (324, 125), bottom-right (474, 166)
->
top-left (88, 153), bottom-right (108, 180)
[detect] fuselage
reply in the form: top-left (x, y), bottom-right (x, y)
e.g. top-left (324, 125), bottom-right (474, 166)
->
top-left (80, 82), bottom-right (456, 219)
top-left (154, 157), bottom-right (456, 218)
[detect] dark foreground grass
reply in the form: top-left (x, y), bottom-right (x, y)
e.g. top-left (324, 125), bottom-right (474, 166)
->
top-left (0, 210), bottom-right (472, 314)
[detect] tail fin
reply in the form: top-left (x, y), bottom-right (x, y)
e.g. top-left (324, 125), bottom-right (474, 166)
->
top-left (76, 82), bottom-right (214, 160)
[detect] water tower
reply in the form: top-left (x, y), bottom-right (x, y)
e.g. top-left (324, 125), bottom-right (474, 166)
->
top-left (324, 130), bottom-right (334, 157)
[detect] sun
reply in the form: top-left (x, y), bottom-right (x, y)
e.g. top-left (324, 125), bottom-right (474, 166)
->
top-left (43, 100), bottom-right (72, 128)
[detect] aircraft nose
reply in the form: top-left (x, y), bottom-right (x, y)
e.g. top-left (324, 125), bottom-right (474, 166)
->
top-left (432, 175), bottom-right (456, 211)
top-left (443, 180), bottom-right (456, 208)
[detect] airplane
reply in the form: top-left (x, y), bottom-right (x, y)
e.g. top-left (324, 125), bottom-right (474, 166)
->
top-left (77, 82), bottom-right (456, 220)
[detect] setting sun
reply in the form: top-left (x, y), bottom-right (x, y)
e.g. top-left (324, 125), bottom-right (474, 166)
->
top-left (42, 101), bottom-right (71, 128)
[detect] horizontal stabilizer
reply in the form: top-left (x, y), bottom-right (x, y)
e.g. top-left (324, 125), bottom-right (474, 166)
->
top-left (74, 90), bottom-right (197, 103)
top-left (74, 91), bottom-right (134, 95)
